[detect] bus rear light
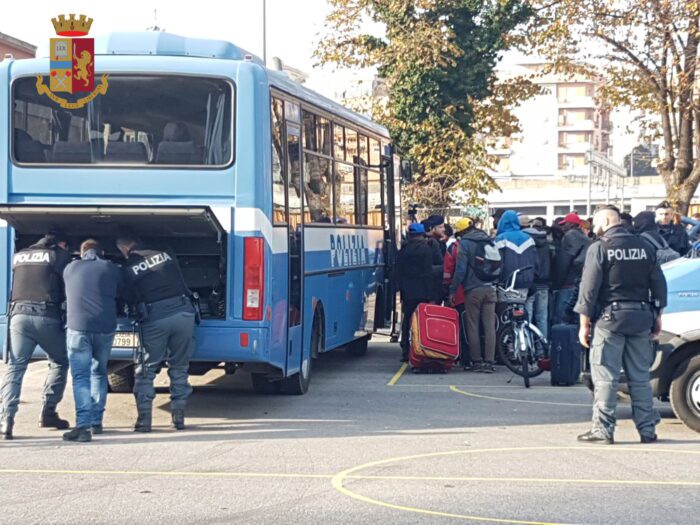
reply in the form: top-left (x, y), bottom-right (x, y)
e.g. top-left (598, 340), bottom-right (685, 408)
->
top-left (240, 333), bottom-right (249, 347)
top-left (243, 237), bottom-right (264, 320)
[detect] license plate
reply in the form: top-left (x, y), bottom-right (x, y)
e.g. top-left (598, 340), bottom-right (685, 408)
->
top-left (113, 332), bottom-right (140, 348)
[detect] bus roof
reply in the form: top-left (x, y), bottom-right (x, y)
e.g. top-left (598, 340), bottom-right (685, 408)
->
top-left (90, 32), bottom-right (390, 139)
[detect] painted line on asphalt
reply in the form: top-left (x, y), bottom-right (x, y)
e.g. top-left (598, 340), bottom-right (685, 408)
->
top-left (331, 446), bottom-right (700, 525)
top-left (387, 363), bottom-right (408, 386)
top-left (1, 462), bottom-right (698, 487)
top-left (450, 385), bottom-right (593, 407)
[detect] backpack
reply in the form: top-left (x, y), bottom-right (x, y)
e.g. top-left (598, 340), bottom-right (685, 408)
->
top-left (640, 232), bottom-right (680, 265)
top-left (468, 238), bottom-right (502, 282)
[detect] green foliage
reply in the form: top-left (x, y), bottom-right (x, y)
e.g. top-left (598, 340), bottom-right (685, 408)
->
top-left (316, 0), bottom-right (536, 207)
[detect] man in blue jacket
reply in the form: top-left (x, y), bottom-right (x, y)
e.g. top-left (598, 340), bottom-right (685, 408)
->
top-left (62, 239), bottom-right (124, 442)
top-left (494, 210), bottom-right (537, 293)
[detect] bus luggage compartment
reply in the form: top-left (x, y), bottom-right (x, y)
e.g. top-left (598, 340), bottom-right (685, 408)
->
top-left (0, 204), bottom-right (228, 320)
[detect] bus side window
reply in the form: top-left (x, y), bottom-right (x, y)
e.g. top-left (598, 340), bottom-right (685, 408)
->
top-left (303, 153), bottom-right (332, 223)
top-left (271, 98), bottom-right (286, 224)
top-left (333, 124), bottom-right (345, 161)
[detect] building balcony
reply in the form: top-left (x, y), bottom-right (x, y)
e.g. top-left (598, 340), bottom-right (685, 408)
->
top-left (557, 119), bottom-right (595, 131)
top-left (558, 142), bottom-right (591, 153)
top-left (557, 96), bottom-right (596, 108)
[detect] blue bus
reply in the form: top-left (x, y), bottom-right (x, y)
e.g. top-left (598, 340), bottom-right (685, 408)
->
top-left (0, 32), bottom-right (403, 395)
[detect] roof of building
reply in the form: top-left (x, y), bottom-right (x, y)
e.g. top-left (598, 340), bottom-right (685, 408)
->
top-left (0, 32), bottom-right (37, 54)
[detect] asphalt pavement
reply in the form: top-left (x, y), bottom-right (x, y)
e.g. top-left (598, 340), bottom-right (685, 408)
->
top-left (0, 335), bottom-right (698, 524)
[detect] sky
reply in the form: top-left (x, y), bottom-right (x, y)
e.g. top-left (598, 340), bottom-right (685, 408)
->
top-left (2, 0), bottom-right (332, 72)
top-left (2, 0), bottom-right (636, 164)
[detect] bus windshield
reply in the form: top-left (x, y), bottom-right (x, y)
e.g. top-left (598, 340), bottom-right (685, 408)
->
top-left (12, 75), bottom-right (233, 167)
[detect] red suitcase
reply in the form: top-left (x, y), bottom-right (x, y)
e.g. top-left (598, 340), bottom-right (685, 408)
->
top-left (409, 303), bottom-right (459, 372)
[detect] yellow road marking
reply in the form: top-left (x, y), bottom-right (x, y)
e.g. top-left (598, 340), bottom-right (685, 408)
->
top-left (451, 385), bottom-right (593, 407)
top-left (0, 467), bottom-right (697, 487)
top-left (387, 362), bottom-right (408, 386)
top-left (331, 446), bottom-right (700, 524)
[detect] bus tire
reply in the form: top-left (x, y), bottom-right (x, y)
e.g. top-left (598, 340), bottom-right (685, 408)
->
top-left (346, 336), bottom-right (369, 357)
top-left (251, 373), bottom-right (281, 395)
top-left (107, 364), bottom-right (135, 394)
top-left (669, 354), bottom-right (700, 433)
top-left (281, 315), bottom-right (318, 395)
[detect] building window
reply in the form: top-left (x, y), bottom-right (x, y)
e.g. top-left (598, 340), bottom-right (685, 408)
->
top-left (558, 109), bottom-right (594, 126)
top-left (558, 153), bottom-right (587, 170)
top-left (557, 84), bottom-right (594, 102)
top-left (558, 131), bottom-right (592, 147)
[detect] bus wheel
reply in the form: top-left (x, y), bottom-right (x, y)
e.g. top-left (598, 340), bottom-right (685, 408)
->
top-left (346, 336), bottom-right (369, 357)
top-left (251, 373), bottom-right (281, 395)
top-left (281, 317), bottom-right (318, 395)
top-left (107, 365), bottom-right (135, 394)
top-left (669, 355), bottom-right (700, 433)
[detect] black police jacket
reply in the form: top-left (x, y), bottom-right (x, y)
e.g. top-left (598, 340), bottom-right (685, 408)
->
top-left (11, 239), bottom-right (72, 305)
top-left (122, 246), bottom-right (190, 307)
top-left (574, 225), bottom-right (667, 334)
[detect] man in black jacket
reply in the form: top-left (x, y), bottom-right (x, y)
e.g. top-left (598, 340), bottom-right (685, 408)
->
top-left (523, 218), bottom-right (553, 339)
top-left (655, 201), bottom-right (689, 256)
top-left (62, 239), bottom-right (124, 442)
top-left (552, 213), bottom-right (591, 324)
top-left (396, 223), bottom-right (441, 361)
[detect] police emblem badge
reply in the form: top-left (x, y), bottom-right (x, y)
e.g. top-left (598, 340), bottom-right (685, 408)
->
top-left (35, 14), bottom-right (109, 109)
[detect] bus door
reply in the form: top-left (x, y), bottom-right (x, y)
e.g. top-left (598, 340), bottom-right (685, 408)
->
top-left (285, 122), bottom-right (304, 374)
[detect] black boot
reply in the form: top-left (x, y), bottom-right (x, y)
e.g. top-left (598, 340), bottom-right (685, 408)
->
top-left (62, 427), bottom-right (92, 443)
top-left (171, 409), bottom-right (185, 431)
top-left (39, 407), bottom-right (70, 430)
top-left (133, 410), bottom-right (152, 433)
top-left (1, 417), bottom-right (14, 440)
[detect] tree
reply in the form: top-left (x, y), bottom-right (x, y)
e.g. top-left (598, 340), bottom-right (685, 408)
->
top-left (316, 0), bottom-right (536, 207)
top-left (527, 0), bottom-right (700, 215)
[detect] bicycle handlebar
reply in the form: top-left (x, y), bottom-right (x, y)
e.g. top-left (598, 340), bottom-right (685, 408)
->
top-left (499, 265), bottom-right (533, 292)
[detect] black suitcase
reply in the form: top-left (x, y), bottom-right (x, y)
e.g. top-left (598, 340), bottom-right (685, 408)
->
top-left (550, 323), bottom-right (582, 386)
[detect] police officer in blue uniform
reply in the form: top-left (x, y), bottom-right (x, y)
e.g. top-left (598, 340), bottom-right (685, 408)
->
top-left (0, 231), bottom-right (73, 439)
top-left (575, 207), bottom-right (667, 444)
top-left (116, 231), bottom-right (196, 432)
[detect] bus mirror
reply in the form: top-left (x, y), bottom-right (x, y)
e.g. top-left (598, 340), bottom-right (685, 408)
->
top-left (400, 160), bottom-right (413, 183)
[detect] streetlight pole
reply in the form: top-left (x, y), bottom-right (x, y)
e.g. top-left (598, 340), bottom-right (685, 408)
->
top-left (262, 0), bottom-right (267, 65)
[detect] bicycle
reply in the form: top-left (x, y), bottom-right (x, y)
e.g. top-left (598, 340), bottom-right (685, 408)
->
top-left (495, 267), bottom-right (548, 388)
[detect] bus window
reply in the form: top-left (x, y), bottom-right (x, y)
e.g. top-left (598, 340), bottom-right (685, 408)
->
top-left (355, 163), bottom-right (368, 225)
top-left (287, 124), bottom-right (303, 229)
top-left (271, 98), bottom-right (286, 224)
top-left (369, 138), bottom-right (381, 166)
top-left (316, 117), bottom-right (332, 156)
top-left (285, 100), bottom-right (301, 123)
top-left (303, 153), bottom-right (332, 223)
top-left (334, 163), bottom-right (356, 224)
top-left (368, 169), bottom-right (382, 227)
top-left (358, 135), bottom-right (369, 164)
top-left (345, 129), bottom-right (359, 161)
top-left (303, 112), bottom-right (316, 151)
top-left (333, 124), bottom-right (345, 160)
top-left (12, 75), bottom-right (232, 167)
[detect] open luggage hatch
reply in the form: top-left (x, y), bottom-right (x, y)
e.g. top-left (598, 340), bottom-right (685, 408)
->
top-left (0, 205), bottom-right (228, 319)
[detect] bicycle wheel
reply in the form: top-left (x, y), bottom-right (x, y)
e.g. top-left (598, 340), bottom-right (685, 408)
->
top-left (521, 353), bottom-right (530, 388)
top-left (496, 322), bottom-right (525, 376)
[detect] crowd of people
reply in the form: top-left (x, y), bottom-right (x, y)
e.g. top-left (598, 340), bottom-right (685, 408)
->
top-left (396, 200), bottom-right (700, 372)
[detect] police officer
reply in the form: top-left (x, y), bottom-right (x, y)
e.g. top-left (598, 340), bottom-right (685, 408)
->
top-left (0, 231), bottom-right (72, 439)
top-left (116, 230), bottom-right (196, 432)
top-left (574, 206), bottom-right (667, 444)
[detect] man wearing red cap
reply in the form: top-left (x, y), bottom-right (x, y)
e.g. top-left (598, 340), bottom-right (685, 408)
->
top-left (552, 212), bottom-right (591, 325)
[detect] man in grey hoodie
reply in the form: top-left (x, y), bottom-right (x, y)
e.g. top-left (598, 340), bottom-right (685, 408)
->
top-left (449, 219), bottom-right (498, 373)
top-left (523, 218), bottom-right (553, 339)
